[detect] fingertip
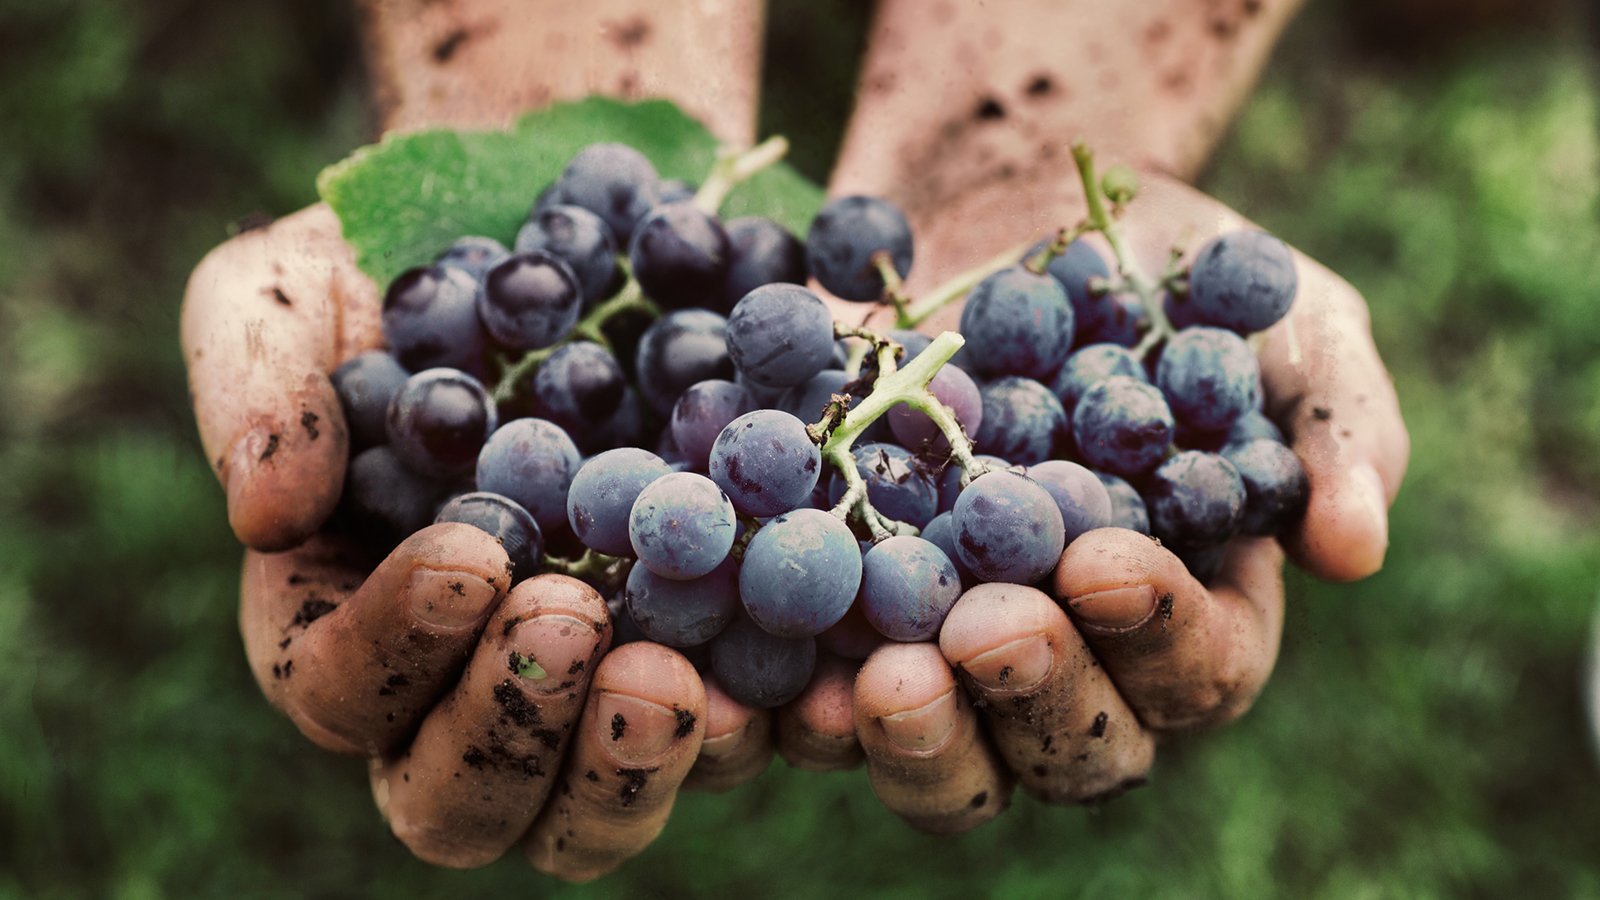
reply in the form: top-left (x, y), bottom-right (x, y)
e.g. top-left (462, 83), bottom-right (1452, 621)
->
top-left (777, 655), bottom-right (862, 771)
top-left (1287, 462), bottom-right (1390, 582)
top-left (1054, 529), bottom-right (1189, 633)
top-left (687, 676), bottom-right (774, 792)
top-left (223, 382), bottom-right (349, 552)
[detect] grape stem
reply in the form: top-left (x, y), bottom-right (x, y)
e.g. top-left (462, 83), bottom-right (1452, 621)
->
top-left (900, 238), bottom-right (1038, 328)
top-left (490, 275), bottom-right (660, 404)
top-left (1069, 142), bottom-right (1177, 359)
top-left (871, 251), bottom-right (914, 325)
top-left (1023, 223), bottom-right (1092, 275)
top-left (694, 135), bottom-right (791, 214)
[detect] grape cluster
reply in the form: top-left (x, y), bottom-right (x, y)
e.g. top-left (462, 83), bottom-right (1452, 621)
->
top-left (332, 139), bottom-right (1309, 710)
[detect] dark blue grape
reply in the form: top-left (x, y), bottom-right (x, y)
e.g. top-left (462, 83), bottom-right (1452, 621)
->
top-left (342, 445), bottom-right (450, 548)
top-left (888, 363), bottom-right (982, 455)
top-left (517, 340), bottom-right (626, 435)
top-left (1143, 450), bottom-right (1246, 550)
top-left (723, 216), bottom-right (807, 308)
top-left (1072, 376), bottom-right (1175, 477)
top-left (1156, 326), bottom-right (1262, 432)
top-left (566, 448), bottom-right (672, 557)
top-left (709, 613), bottom-right (817, 708)
top-left (477, 251), bottom-right (582, 351)
top-left (938, 455), bottom-right (1017, 513)
top-left (514, 204), bottom-right (620, 306)
top-left (859, 536), bottom-right (963, 641)
top-left (1185, 230), bottom-right (1298, 333)
top-left (1092, 292), bottom-right (1149, 347)
top-left (381, 265), bottom-right (491, 377)
top-left (1032, 238), bottom-right (1116, 337)
top-left (624, 556), bottom-right (739, 647)
top-left (958, 265), bottom-right (1074, 379)
top-left (1222, 438), bottom-right (1309, 535)
top-left (974, 376), bottom-right (1070, 465)
top-left (726, 283), bottom-right (836, 388)
top-left (549, 143), bottom-right (661, 242)
top-left (805, 195), bottom-right (913, 301)
top-left (950, 470), bottom-right (1066, 584)
top-left (583, 387), bottom-right (645, 455)
top-left (436, 236), bottom-right (510, 279)
top-left (708, 409), bottom-right (821, 517)
top-left (387, 368), bottom-right (497, 478)
top-left (607, 593), bottom-right (650, 647)
top-left (1050, 343), bottom-right (1148, 413)
top-left (1227, 409), bottom-right (1286, 446)
top-left (828, 442), bottom-right (940, 529)
top-left (1096, 472), bottom-right (1151, 535)
top-left (332, 350), bottom-right (409, 450)
top-left (634, 309), bottom-right (734, 415)
top-left (670, 379), bottom-right (752, 471)
top-left (629, 201), bottom-right (731, 311)
top-left (1164, 290), bottom-right (1207, 330)
top-left (1026, 460), bottom-right (1113, 544)
top-left (780, 369), bottom-right (851, 421)
top-left (739, 508), bottom-right (862, 637)
top-left (920, 511), bottom-right (976, 586)
top-left (435, 491), bottom-right (544, 580)
top-left (628, 472), bottom-right (736, 579)
top-left (475, 417), bottom-right (580, 533)
top-left (656, 179), bottom-right (697, 204)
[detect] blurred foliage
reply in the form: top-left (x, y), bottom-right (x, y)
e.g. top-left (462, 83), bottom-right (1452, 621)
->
top-left (2, 0), bottom-right (1599, 898)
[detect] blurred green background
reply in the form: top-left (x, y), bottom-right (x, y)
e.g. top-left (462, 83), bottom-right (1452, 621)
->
top-left (3, 0), bottom-right (1599, 896)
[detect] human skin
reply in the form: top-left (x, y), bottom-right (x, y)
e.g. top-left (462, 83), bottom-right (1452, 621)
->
top-left (180, 0), bottom-right (1409, 877)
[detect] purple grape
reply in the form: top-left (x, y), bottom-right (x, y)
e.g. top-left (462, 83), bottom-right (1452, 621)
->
top-left (477, 251), bottom-right (583, 351)
top-left (624, 557), bottom-right (739, 647)
top-left (859, 535), bottom-right (963, 642)
top-left (974, 377), bottom-right (1070, 465)
top-left (435, 491), bottom-right (544, 580)
top-left (806, 195), bottom-right (913, 302)
top-left (1072, 376), bottom-right (1175, 477)
top-left (628, 472), bottom-right (737, 580)
top-left (958, 265), bottom-right (1074, 380)
top-left (1026, 460), bottom-right (1114, 544)
top-left (709, 613), bottom-right (817, 708)
top-left (1221, 438), bottom-right (1309, 535)
top-left (1156, 326), bottom-right (1262, 432)
top-left (950, 470), bottom-right (1065, 584)
top-left (726, 283), bottom-right (836, 388)
top-left (1143, 451), bottom-right (1246, 551)
top-left (888, 364), bottom-right (983, 455)
top-left (566, 448), bottom-right (673, 557)
top-left (514, 204), bottom-right (620, 306)
top-left (670, 379), bottom-right (752, 471)
top-left (708, 409), bottom-right (821, 517)
top-left (331, 350), bottom-right (409, 451)
top-left (827, 442), bottom-right (939, 529)
top-left (629, 201), bottom-right (731, 311)
top-left (435, 236), bottom-right (510, 279)
top-left (475, 417), bottom-right (580, 534)
top-left (381, 265), bottom-right (491, 377)
top-left (634, 309), bottom-right (734, 416)
top-left (387, 368), bottom-right (497, 478)
top-left (1185, 230), bottom-right (1298, 334)
top-left (1096, 472), bottom-right (1151, 535)
top-left (548, 143), bottom-right (661, 242)
top-left (722, 216), bottom-right (807, 309)
top-left (739, 508), bottom-right (862, 638)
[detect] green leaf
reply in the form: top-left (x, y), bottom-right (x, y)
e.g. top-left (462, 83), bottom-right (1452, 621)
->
top-left (318, 97), bottom-right (825, 287)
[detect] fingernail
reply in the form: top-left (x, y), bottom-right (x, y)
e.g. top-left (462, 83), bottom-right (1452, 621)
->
top-left (1068, 584), bottom-right (1157, 632)
top-left (595, 692), bottom-right (682, 766)
top-left (408, 568), bottom-right (497, 628)
top-left (878, 688), bottom-right (958, 754)
top-left (960, 635), bottom-right (1054, 692)
top-left (1352, 464), bottom-right (1390, 550)
top-left (507, 615), bottom-right (598, 693)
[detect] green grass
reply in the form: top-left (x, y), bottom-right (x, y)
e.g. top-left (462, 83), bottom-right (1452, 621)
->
top-left (2, 2), bottom-right (1598, 897)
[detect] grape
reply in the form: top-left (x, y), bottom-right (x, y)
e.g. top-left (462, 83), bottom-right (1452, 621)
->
top-left (583, 388), bottom-right (645, 456)
top-left (513, 204), bottom-right (620, 306)
top-left (707, 409), bottom-right (821, 517)
top-left (859, 536), bottom-right (963, 641)
top-left (1156, 326), bottom-right (1261, 432)
top-left (805, 195), bottom-right (914, 301)
top-left (723, 216), bottom-right (807, 308)
top-left (709, 613), bottom-right (817, 709)
top-left (1177, 544), bottom-right (1227, 584)
top-left (599, 303), bottom-right (658, 381)
top-left (657, 179), bottom-right (697, 204)
top-left (1221, 438), bottom-right (1309, 535)
top-left (725, 283), bottom-right (836, 388)
top-left (566, 448), bottom-right (672, 556)
top-left (780, 368), bottom-right (855, 422)
top-left (331, 350), bottom-right (409, 451)
top-left (1093, 292), bottom-right (1149, 347)
top-left (889, 329), bottom-right (933, 363)
top-left (1026, 460), bottom-right (1114, 544)
top-left (1227, 409), bottom-right (1287, 446)
top-left (477, 251), bottom-right (583, 351)
top-left (628, 471), bottom-right (737, 579)
top-left (435, 491), bottom-right (544, 580)
top-left (1164, 290), bottom-right (1207, 330)
top-left (827, 442), bottom-right (939, 529)
top-left (920, 510), bottom-right (975, 585)
top-left (1143, 450), bottom-right (1246, 550)
top-left (435, 235), bottom-right (510, 279)
top-left (888, 363), bottom-right (982, 455)
top-left (1096, 472), bottom-right (1151, 535)
top-left (548, 143), bottom-right (661, 242)
top-left (517, 341), bottom-right (627, 435)
top-left (937, 455), bottom-right (1016, 513)
top-left (958, 265), bottom-right (1075, 379)
top-left (1185, 230), bottom-right (1298, 333)
top-left (606, 594), bottom-right (651, 647)
top-left (381, 265), bottom-right (491, 377)
top-left (974, 376), bottom-right (1070, 465)
top-left (669, 379), bottom-right (752, 471)
top-left (624, 556), bottom-right (739, 647)
top-left (739, 508), bottom-right (862, 637)
top-left (629, 201), bottom-right (731, 310)
top-left (1072, 376), bottom-right (1175, 477)
top-left (342, 445), bottom-right (450, 547)
top-left (634, 309), bottom-right (734, 415)
top-left (475, 418), bottom-right (580, 533)
top-left (951, 470), bottom-right (1066, 585)
top-left (1033, 238), bottom-right (1111, 331)
top-left (1050, 343), bottom-right (1147, 413)
top-left (816, 602), bottom-right (885, 660)
top-left (387, 368), bottom-right (497, 478)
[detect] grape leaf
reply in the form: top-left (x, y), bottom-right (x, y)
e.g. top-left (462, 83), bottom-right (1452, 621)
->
top-left (318, 97), bottom-right (824, 287)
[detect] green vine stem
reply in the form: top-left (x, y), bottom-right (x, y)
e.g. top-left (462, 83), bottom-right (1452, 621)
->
top-left (694, 135), bottom-right (791, 213)
top-left (491, 277), bottom-right (659, 404)
top-left (900, 237), bottom-right (1038, 328)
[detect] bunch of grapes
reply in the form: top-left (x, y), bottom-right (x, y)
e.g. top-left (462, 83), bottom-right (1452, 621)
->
top-left (331, 137), bottom-right (1309, 710)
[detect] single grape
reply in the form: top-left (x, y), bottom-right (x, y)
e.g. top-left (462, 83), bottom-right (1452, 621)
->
top-left (599, 303), bottom-right (657, 381)
top-left (435, 491), bottom-right (544, 580)
top-left (779, 368), bottom-right (851, 421)
top-left (859, 536), bottom-right (963, 642)
top-left (1221, 438), bottom-right (1309, 535)
top-left (656, 179), bottom-right (697, 204)
top-left (629, 201), bottom-right (731, 310)
top-left (709, 613), bottom-right (817, 709)
top-left (827, 442), bottom-right (940, 529)
top-left (1185, 230), bottom-right (1298, 333)
top-left (958, 265), bottom-right (1075, 380)
top-left (670, 379), bottom-right (752, 471)
top-left (583, 387), bottom-right (646, 456)
top-left (725, 283), bottom-right (836, 388)
top-left (435, 235), bottom-right (510, 279)
top-left (1027, 460), bottom-right (1114, 544)
top-left (512, 340), bottom-right (627, 435)
top-left (722, 216), bottom-right (807, 309)
top-left (739, 508), bottom-right (862, 637)
top-left (628, 472), bottom-right (737, 580)
top-left (331, 350), bottom-right (409, 451)
top-left (1091, 292), bottom-right (1149, 347)
top-left (920, 510), bottom-right (976, 586)
top-left (708, 409), bottom-right (821, 517)
top-left (1143, 450), bottom-right (1246, 550)
top-left (634, 309), bottom-right (735, 415)
top-left (805, 195), bottom-right (914, 301)
top-left (1050, 343), bottom-right (1148, 413)
top-left (1165, 290), bottom-right (1207, 330)
top-left (513, 204), bottom-right (620, 306)
top-left (888, 363), bottom-right (983, 455)
top-left (816, 601), bottom-right (886, 661)
top-left (1156, 326), bottom-right (1262, 432)
top-left (974, 376), bottom-right (1070, 465)
top-left (381, 265), bottom-right (491, 377)
top-left (937, 455), bottom-right (1016, 513)
top-left (624, 556), bottom-right (739, 647)
top-left (548, 143), bottom-right (661, 242)
top-left (341, 445), bottom-right (450, 548)
top-left (1096, 472), bottom-right (1151, 535)
top-left (565, 448), bottom-right (672, 556)
top-left (606, 593), bottom-right (651, 647)
top-left (1226, 409), bottom-right (1287, 446)
top-left (950, 470), bottom-right (1066, 584)
top-left (475, 417), bottom-right (580, 534)
top-left (1072, 376), bottom-right (1175, 477)
top-left (477, 251), bottom-right (582, 351)
top-left (386, 368), bottom-right (497, 478)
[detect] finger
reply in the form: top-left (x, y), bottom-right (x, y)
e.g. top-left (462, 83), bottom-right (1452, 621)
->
top-left (939, 583), bottom-right (1155, 804)
top-left (853, 642), bottom-right (1012, 834)
top-left (523, 642), bottom-right (707, 883)
top-left (181, 204), bottom-right (381, 551)
top-left (776, 654), bottom-right (862, 772)
top-left (240, 523), bottom-right (512, 755)
top-left (684, 675), bottom-right (774, 793)
top-left (374, 575), bottom-right (610, 868)
top-left (1054, 528), bottom-right (1284, 732)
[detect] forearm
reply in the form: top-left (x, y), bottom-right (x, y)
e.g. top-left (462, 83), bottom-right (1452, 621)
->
top-left (357, 0), bottom-right (764, 143)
